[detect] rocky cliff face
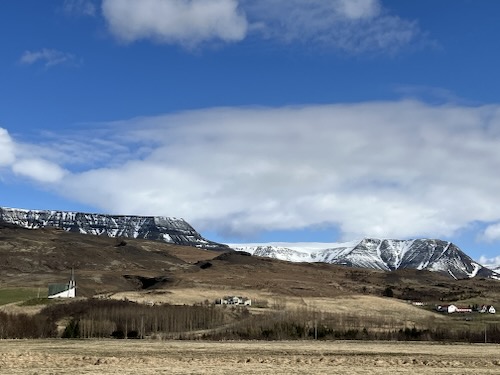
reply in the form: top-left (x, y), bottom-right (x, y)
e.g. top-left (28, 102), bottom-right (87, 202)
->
top-left (0, 207), bottom-right (228, 250)
top-left (232, 238), bottom-right (498, 279)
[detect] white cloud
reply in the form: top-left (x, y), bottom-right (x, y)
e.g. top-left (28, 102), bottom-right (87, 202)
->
top-left (20, 49), bottom-right (77, 68)
top-left (33, 100), bottom-right (500, 242)
top-left (101, 0), bottom-right (248, 47)
top-left (12, 159), bottom-right (67, 183)
top-left (0, 128), bottom-right (16, 166)
top-left (5, 102), bottom-right (500, 243)
top-left (100, 0), bottom-right (420, 52)
top-left (336, 0), bottom-right (381, 20)
top-left (478, 255), bottom-right (500, 269)
top-left (63, 0), bottom-right (96, 16)
top-left (0, 128), bottom-right (67, 184)
top-left (481, 223), bottom-right (500, 242)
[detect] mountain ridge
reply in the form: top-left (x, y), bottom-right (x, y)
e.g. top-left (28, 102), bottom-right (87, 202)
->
top-left (0, 206), bottom-right (228, 250)
top-left (231, 238), bottom-right (498, 280)
top-left (1, 206), bottom-right (497, 280)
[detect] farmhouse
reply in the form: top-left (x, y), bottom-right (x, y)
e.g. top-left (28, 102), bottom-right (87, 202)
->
top-left (436, 304), bottom-right (472, 314)
top-left (216, 296), bottom-right (251, 306)
top-left (436, 304), bottom-right (496, 314)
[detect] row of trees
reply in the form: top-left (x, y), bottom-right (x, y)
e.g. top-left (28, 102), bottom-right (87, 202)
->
top-left (2, 298), bottom-right (500, 343)
top-left (203, 309), bottom-right (500, 343)
top-left (0, 311), bottom-right (55, 339)
top-left (42, 299), bottom-right (228, 339)
top-left (0, 299), bottom-right (228, 339)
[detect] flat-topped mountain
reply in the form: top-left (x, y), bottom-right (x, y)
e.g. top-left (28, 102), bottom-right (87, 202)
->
top-left (232, 238), bottom-right (498, 280)
top-left (0, 207), bottom-right (228, 250)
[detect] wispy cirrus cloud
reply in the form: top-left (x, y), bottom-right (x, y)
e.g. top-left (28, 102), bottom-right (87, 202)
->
top-left (63, 0), bottom-right (97, 16)
top-left (393, 85), bottom-right (472, 105)
top-left (101, 0), bottom-right (422, 52)
top-left (243, 0), bottom-right (420, 53)
top-left (19, 48), bottom-right (78, 68)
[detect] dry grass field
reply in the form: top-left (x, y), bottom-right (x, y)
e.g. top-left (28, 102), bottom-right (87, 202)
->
top-left (1, 339), bottom-right (500, 374)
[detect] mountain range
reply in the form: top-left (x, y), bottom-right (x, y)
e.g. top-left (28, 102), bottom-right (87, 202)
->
top-left (232, 239), bottom-right (499, 280)
top-left (1, 206), bottom-right (498, 280)
top-left (0, 207), bottom-right (228, 250)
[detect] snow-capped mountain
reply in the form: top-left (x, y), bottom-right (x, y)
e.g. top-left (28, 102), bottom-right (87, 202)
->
top-left (0, 207), bottom-right (228, 250)
top-left (231, 238), bottom-right (497, 279)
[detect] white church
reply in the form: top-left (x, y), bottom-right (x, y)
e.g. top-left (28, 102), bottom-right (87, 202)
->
top-left (48, 269), bottom-right (76, 299)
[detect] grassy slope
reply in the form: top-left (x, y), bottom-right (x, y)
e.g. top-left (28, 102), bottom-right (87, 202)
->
top-left (0, 288), bottom-right (40, 305)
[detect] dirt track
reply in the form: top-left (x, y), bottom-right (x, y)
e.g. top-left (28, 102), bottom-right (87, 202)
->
top-left (1, 340), bottom-right (500, 374)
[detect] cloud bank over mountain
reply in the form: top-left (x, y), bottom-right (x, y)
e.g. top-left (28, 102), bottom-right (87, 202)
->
top-left (2, 100), bottom-right (500, 243)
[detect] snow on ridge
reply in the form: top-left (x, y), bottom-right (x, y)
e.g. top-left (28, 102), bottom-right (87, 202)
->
top-left (1, 206), bottom-right (186, 223)
top-left (230, 240), bottom-right (362, 263)
top-left (395, 239), bottom-right (415, 268)
top-left (230, 240), bottom-right (361, 252)
top-left (230, 238), bottom-right (496, 279)
top-left (0, 206), bottom-right (226, 249)
top-left (468, 262), bottom-right (481, 278)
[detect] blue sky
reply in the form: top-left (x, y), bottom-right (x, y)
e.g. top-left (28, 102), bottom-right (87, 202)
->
top-left (1, 0), bottom-right (500, 263)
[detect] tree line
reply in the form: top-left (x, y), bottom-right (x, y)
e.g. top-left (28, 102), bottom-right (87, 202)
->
top-left (1, 298), bottom-right (500, 343)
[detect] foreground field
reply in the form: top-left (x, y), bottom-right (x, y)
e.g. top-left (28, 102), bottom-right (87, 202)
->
top-left (1, 340), bottom-right (500, 374)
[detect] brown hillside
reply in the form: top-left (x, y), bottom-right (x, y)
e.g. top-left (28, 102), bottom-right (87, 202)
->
top-left (1, 224), bottom-right (500, 306)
